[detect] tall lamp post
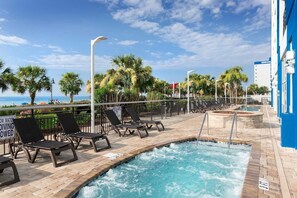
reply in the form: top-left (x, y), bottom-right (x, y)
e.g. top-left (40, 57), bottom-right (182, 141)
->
top-left (215, 80), bottom-right (219, 101)
top-left (187, 70), bottom-right (194, 114)
top-left (224, 82), bottom-right (229, 103)
top-left (91, 36), bottom-right (107, 133)
top-left (50, 78), bottom-right (55, 103)
top-left (246, 86), bottom-right (248, 107)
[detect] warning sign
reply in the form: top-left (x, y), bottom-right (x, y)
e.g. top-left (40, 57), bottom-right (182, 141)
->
top-left (0, 115), bottom-right (16, 140)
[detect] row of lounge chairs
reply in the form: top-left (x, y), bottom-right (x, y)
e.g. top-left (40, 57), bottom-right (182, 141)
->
top-left (191, 100), bottom-right (231, 113)
top-left (0, 107), bottom-right (165, 187)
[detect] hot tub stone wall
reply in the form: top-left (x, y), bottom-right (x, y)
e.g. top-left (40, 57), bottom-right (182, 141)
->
top-left (208, 111), bottom-right (263, 129)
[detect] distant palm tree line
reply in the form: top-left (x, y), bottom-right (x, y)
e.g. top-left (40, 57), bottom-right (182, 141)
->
top-left (0, 56), bottom-right (269, 105)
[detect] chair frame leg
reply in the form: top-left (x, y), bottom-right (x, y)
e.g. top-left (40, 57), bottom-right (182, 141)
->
top-left (0, 160), bottom-right (20, 187)
top-left (49, 145), bottom-right (78, 167)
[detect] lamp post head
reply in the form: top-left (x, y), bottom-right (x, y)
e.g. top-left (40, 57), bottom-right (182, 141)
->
top-left (187, 70), bottom-right (195, 75)
top-left (91, 36), bottom-right (107, 46)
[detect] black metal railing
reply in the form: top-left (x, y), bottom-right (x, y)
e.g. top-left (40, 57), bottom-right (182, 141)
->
top-left (0, 100), bottom-right (189, 155)
top-left (0, 97), bottom-right (266, 155)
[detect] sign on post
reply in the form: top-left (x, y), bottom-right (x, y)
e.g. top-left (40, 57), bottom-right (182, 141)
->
top-left (0, 115), bottom-right (16, 140)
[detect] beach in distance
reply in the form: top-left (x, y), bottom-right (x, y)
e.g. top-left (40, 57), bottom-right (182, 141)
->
top-left (0, 95), bottom-right (90, 107)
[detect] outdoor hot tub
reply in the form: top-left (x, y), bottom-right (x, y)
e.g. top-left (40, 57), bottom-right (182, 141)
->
top-left (208, 109), bottom-right (264, 128)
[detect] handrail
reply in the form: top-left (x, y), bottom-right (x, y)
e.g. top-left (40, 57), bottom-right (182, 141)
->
top-left (228, 112), bottom-right (237, 149)
top-left (197, 112), bottom-right (209, 141)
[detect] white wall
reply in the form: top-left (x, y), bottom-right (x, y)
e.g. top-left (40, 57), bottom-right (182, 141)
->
top-left (254, 62), bottom-right (271, 88)
top-left (271, 0), bottom-right (278, 112)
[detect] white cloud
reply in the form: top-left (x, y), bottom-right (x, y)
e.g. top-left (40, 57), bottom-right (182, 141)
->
top-left (0, 18), bottom-right (5, 22)
top-left (169, 1), bottom-right (203, 24)
top-left (33, 44), bottom-right (43, 47)
top-left (89, 0), bottom-right (119, 8)
top-left (226, 1), bottom-right (236, 7)
top-left (117, 40), bottom-right (138, 46)
top-left (38, 54), bottom-right (111, 72)
top-left (243, 5), bottom-right (271, 32)
top-left (0, 34), bottom-right (28, 46)
top-left (93, 0), bottom-right (271, 70)
top-left (234, 0), bottom-right (270, 13)
top-left (48, 45), bottom-right (65, 53)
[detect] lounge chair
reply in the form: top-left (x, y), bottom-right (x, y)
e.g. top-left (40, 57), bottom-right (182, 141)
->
top-left (104, 109), bottom-right (149, 138)
top-left (0, 156), bottom-right (20, 187)
top-left (13, 117), bottom-right (78, 167)
top-left (57, 113), bottom-right (111, 152)
top-left (125, 107), bottom-right (165, 131)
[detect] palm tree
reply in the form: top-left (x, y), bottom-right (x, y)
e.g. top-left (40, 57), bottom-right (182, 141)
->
top-left (190, 74), bottom-right (215, 97)
top-left (247, 84), bottom-right (259, 95)
top-left (219, 66), bottom-right (248, 103)
top-left (100, 54), bottom-right (153, 94)
top-left (0, 59), bottom-right (12, 92)
top-left (59, 72), bottom-right (84, 103)
top-left (258, 86), bottom-right (269, 95)
top-left (11, 65), bottom-right (50, 105)
top-left (86, 73), bottom-right (105, 93)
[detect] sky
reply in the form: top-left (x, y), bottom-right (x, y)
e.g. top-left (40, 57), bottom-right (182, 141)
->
top-left (0, 0), bottom-right (271, 97)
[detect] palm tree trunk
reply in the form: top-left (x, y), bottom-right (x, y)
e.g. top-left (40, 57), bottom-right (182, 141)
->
top-left (70, 94), bottom-right (73, 103)
top-left (30, 92), bottom-right (36, 105)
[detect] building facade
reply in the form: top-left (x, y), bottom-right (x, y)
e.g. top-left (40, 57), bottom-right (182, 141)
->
top-left (254, 60), bottom-right (271, 89)
top-left (274, 0), bottom-right (297, 149)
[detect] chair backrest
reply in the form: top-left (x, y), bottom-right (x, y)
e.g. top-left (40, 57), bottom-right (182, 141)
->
top-left (125, 107), bottom-right (141, 122)
top-left (104, 109), bottom-right (122, 126)
top-left (57, 113), bottom-right (81, 134)
top-left (13, 117), bottom-right (44, 144)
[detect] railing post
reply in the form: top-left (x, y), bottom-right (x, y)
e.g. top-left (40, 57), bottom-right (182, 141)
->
top-left (164, 100), bottom-right (167, 119)
top-left (31, 108), bottom-right (34, 118)
top-left (207, 113), bottom-right (209, 135)
top-left (151, 102), bottom-right (154, 120)
top-left (198, 112), bottom-right (208, 141)
top-left (228, 112), bottom-right (237, 149)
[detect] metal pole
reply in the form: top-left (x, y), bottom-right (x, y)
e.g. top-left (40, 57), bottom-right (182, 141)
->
top-left (178, 82), bottom-right (181, 98)
top-left (246, 86), bottom-right (248, 107)
top-left (215, 80), bottom-right (218, 101)
top-left (50, 83), bottom-right (53, 103)
top-left (172, 81), bottom-right (174, 98)
top-left (187, 73), bottom-right (190, 114)
top-left (187, 70), bottom-right (194, 114)
top-left (224, 83), bottom-right (226, 103)
top-left (90, 42), bottom-right (95, 133)
top-left (90, 36), bottom-right (107, 133)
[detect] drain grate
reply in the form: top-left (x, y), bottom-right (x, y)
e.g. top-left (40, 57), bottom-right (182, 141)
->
top-left (258, 178), bottom-right (269, 191)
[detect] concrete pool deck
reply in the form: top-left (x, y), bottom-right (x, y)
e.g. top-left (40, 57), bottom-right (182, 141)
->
top-left (0, 105), bottom-right (296, 197)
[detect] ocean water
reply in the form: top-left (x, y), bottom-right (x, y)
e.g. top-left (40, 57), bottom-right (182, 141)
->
top-left (76, 141), bottom-right (251, 198)
top-left (0, 95), bottom-right (90, 106)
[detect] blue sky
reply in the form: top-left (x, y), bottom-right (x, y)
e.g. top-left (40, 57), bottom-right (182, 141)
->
top-left (0, 0), bottom-right (271, 97)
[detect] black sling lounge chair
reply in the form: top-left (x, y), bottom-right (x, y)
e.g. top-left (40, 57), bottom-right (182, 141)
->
top-left (0, 156), bottom-right (20, 187)
top-left (125, 107), bottom-right (165, 131)
top-left (104, 109), bottom-right (149, 138)
top-left (13, 117), bottom-right (78, 167)
top-left (57, 113), bottom-right (111, 152)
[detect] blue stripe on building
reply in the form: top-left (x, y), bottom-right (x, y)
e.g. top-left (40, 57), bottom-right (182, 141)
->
top-left (277, 0), bottom-right (297, 149)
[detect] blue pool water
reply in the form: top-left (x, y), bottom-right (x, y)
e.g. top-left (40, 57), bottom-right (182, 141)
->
top-left (76, 141), bottom-right (251, 198)
top-left (237, 106), bottom-right (261, 112)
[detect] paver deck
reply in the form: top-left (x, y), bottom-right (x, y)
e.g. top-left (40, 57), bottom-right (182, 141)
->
top-left (0, 105), bottom-right (296, 197)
